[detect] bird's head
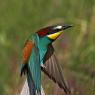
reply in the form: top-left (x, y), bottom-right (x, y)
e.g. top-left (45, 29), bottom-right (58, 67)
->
top-left (37, 24), bottom-right (72, 42)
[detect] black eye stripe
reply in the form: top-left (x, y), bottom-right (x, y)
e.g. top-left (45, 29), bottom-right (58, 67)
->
top-left (47, 28), bottom-right (62, 35)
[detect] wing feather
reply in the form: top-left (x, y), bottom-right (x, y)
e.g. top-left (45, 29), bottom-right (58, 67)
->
top-left (41, 44), bottom-right (70, 95)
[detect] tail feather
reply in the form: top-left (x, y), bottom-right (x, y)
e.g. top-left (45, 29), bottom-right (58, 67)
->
top-left (20, 79), bottom-right (45, 95)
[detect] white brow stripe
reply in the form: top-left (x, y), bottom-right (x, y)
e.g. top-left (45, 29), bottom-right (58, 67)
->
top-left (54, 25), bottom-right (62, 29)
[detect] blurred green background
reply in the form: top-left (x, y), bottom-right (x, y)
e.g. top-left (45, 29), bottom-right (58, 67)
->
top-left (0, 0), bottom-right (95, 95)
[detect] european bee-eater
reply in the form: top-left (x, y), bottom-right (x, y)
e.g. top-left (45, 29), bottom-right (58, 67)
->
top-left (20, 24), bottom-right (72, 95)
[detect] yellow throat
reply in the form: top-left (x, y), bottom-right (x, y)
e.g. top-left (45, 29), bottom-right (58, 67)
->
top-left (47, 31), bottom-right (63, 40)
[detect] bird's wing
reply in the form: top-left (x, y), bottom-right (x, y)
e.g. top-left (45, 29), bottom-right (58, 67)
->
top-left (21, 34), bottom-right (41, 95)
top-left (27, 35), bottom-right (41, 95)
top-left (20, 40), bottom-right (34, 76)
top-left (28, 42), bottom-right (41, 94)
top-left (41, 44), bottom-right (70, 95)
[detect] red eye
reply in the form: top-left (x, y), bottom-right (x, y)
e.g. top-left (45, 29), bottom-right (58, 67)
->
top-left (37, 28), bottom-right (50, 37)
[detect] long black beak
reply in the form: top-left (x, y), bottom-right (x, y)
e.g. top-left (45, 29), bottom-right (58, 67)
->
top-left (62, 25), bottom-right (72, 30)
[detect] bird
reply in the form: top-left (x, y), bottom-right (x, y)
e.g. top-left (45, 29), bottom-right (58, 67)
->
top-left (20, 24), bottom-right (72, 95)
